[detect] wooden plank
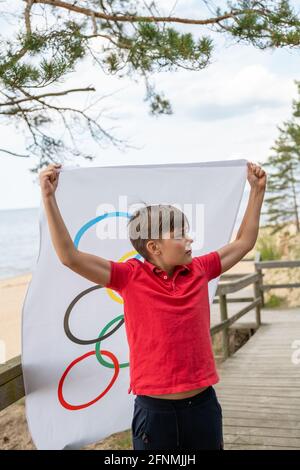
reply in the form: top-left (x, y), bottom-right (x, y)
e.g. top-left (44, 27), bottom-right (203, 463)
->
top-left (222, 417), bottom-right (300, 429)
top-left (218, 360), bottom-right (296, 364)
top-left (0, 375), bottom-right (25, 411)
top-left (221, 408), bottom-right (300, 419)
top-left (223, 425), bottom-right (300, 438)
top-left (217, 389), bottom-right (300, 397)
top-left (225, 444), bottom-right (294, 450)
top-left (217, 274), bottom-right (260, 295)
top-left (218, 379), bottom-right (300, 386)
top-left (224, 434), bottom-right (300, 448)
top-left (0, 355), bottom-right (22, 387)
top-left (255, 260), bottom-right (300, 268)
top-left (0, 355), bottom-right (24, 411)
top-left (218, 396), bottom-right (300, 414)
top-left (222, 414), bottom-right (300, 425)
top-left (222, 361), bottom-right (299, 368)
top-left (221, 371), bottom-right (298, 374)
top-left (263, 283), bottom-right (300, 290)
top-left (218, 357), bottom-right (299, 365)
top-left (213, 297), bottom-right (254, 303)
top-left (221, 273), bottom-right (252, 278)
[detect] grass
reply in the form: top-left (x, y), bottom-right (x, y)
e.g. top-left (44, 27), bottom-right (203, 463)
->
top-left (256, 234), bottom-right (282, 261)
top-left (264, 293), bottom-right (284, 308)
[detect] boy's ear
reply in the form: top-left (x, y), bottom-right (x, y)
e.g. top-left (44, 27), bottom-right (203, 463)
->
top-left (146, 240), bottom-right (161, 255)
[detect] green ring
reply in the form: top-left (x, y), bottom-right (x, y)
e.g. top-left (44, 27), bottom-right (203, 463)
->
top-left (95, 314), bottom-right (129, 368)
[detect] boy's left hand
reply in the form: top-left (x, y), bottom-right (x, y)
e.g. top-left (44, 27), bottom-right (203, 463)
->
top-left (247, 161), bottom-right (267, 191)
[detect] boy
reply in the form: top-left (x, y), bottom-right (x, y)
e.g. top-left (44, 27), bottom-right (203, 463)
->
top-left (39, 161), bottom-right (266, 450)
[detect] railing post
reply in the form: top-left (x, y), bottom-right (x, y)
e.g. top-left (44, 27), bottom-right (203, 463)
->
top-left (255, 251), bottom-right (265, 308)
top-left (254, 278), bottom-right (261, 327)
top-left (219, 293), bottom-right (230, 360)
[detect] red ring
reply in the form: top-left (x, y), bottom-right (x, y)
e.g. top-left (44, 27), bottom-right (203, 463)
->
top-left (58, 350), bottom-right (119, 410)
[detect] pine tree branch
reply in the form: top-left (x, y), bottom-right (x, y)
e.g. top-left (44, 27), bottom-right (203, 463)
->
top-left (27, 0), bottom-right (269, 27)
top-left (0, 87), bottom-right (95, 108)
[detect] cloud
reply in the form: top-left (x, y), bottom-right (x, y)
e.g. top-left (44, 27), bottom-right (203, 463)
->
top-left (170, 64), bottom-right (296, 121)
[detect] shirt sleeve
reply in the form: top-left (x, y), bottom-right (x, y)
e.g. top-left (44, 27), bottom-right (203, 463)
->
top-left (193, 250), bottom-right (222, 281)
top-left (105, 258), bottom-right (136, 293)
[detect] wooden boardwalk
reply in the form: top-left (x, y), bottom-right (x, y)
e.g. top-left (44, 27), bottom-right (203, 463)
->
top-left (213, 306), bottom-right (300, 450)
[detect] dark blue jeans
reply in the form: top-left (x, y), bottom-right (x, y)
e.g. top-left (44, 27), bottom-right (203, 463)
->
top-left (131, 386), bottom-right (224, 450)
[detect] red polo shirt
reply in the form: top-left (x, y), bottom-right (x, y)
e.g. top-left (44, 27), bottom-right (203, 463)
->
top-left (106, 251), bottom-right (222, 395)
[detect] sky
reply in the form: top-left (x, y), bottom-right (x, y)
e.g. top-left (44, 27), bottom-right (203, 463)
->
top-left (0, 0), bottom-right (299, 211)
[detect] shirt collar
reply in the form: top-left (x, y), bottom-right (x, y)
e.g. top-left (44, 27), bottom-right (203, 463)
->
top-left (144, 259), bottom-right (191, 275)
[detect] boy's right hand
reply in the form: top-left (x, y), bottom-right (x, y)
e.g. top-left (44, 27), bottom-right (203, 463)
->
top-left (39, 163), bottom-right (62, 199)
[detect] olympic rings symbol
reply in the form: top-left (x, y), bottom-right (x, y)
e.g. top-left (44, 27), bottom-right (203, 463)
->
top-left (57, 212), bottom-right (142, 411)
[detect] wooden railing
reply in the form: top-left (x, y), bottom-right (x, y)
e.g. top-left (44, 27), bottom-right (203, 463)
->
top-left (211, 260), bottom-right (262, 360)
top-left (0, 355), bottom-right (23, 412)
top-left (254, 253), bottom-right (300, 307)
top-left (1, 252), bottom-right (300, 413)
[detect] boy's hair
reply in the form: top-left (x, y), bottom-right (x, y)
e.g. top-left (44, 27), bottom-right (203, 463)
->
top-left (127, 204), bottom-right (190, 260)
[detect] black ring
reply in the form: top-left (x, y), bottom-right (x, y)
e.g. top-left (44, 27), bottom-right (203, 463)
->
top-left (63, 284), bottom-right (124, 345)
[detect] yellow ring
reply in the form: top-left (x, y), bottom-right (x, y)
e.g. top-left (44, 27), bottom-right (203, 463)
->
top-left (106, 250), bottom-right (139, 304)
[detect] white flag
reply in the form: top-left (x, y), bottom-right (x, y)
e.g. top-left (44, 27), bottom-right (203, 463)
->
top-left (22, 159), bottom-right (247, 449)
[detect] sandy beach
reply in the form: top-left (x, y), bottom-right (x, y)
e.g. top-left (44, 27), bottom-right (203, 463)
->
top-left (0, 273), bottom-right (32, 363)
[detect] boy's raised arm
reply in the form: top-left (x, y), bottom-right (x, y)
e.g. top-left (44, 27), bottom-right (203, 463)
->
top-left (39, 164), bottom-right (111, 286)
top-left (217, 162), bottom-right (267, 274)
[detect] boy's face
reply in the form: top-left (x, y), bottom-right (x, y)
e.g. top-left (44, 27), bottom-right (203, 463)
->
top-left (147, 228), bottom-right (194, 266)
